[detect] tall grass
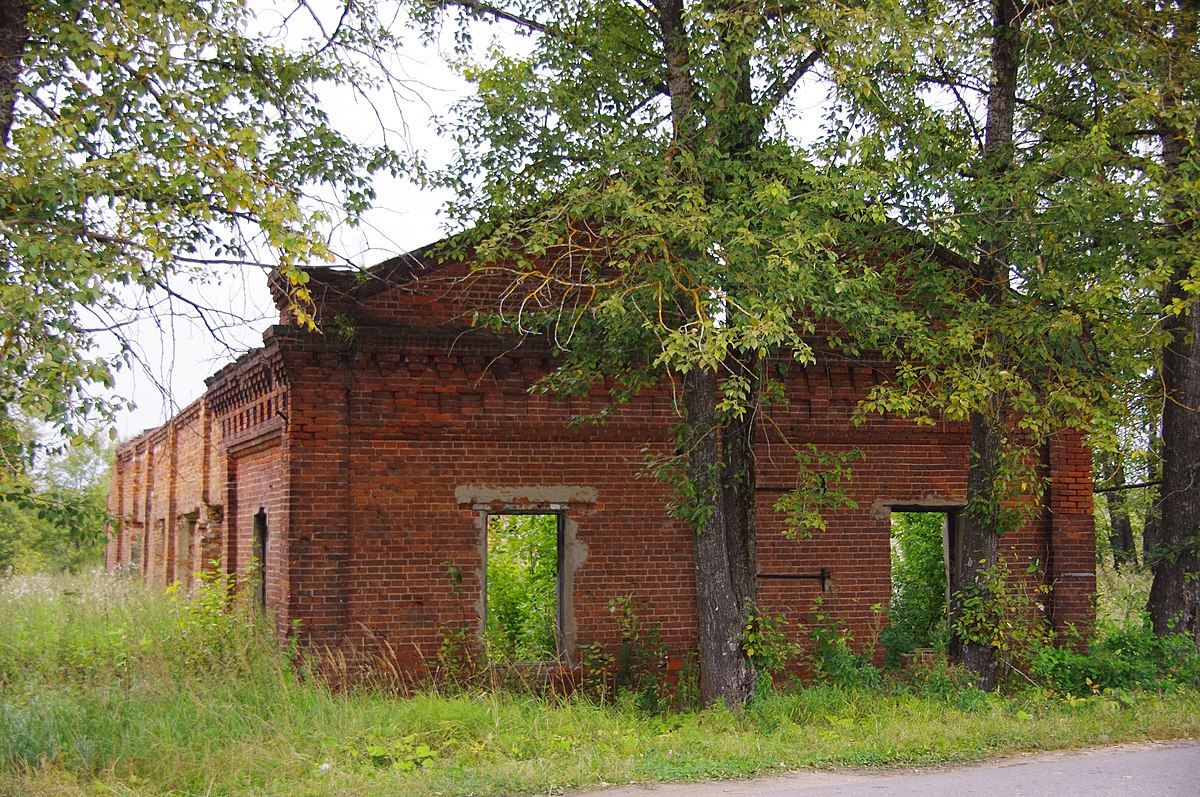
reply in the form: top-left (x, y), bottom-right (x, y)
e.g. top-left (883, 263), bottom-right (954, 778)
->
top-left (1, 571), bottom-right (1198, 797)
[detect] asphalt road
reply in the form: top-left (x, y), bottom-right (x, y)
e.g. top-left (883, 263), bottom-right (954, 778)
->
top-left (586, 741), bottom-right (1200, 797)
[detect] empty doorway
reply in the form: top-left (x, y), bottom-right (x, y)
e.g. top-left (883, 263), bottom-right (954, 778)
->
top-left (485, 513), bottom-right (562, 662)
top-left (252, 509), bottom-right (267, 609)
top-left (887, 510), bottom-right (955, 658)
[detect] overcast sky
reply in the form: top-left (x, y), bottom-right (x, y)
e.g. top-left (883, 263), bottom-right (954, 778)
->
top-left (110, 16), bottom-right (469, 439)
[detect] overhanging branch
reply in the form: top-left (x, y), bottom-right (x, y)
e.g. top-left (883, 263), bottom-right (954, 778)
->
top-left (436, 0), bottom-right (554, 35)
top-left (760, 45), bottom-right (822, 116)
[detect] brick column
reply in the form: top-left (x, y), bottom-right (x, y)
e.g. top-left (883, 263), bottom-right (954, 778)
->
top-left (283, 340), bottom-right (353, 649)
top-left (1047, 429), bottom-right (1096, 632)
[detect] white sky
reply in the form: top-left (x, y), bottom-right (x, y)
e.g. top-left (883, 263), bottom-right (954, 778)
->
top-left (110, 22), bottom-right (469, 439)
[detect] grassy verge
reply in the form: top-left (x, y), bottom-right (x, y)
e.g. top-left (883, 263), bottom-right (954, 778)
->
top-left (1, 572), bottom-right (1197, 797)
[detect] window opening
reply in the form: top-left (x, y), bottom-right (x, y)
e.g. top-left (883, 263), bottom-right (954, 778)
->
top-left (886, 510), bottom-right (954, 662)
top-left (252, 509), bottom-right (268, 608)
top-left (485, 513), bottom-right (561, 662)
top-left (176, 513), bottom-right (197, 588)
top-left (151, 519), bottom-right (165, 576)
top-left (128, 524), bottom-right (144, 572)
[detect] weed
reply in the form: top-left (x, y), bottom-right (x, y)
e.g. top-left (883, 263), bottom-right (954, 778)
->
top-left (576, 596), bottom-right (678, 712)
top-left (951, 554), bottom-right (1053, 683)
top-left (741, 612), bottom-right (803, 693)
top-left (345, 733), bottom-right (438, 771)
top-left (805, 598), bottom-right (881, 689)
top-left (2, 571), bottom-right (1199, 797)
top-left (1028, 616), bottom-right (1200, 696)
top-left (579, 640), bottom-right (615, 701)
top-left (435, 622), bottom-right (480, 685)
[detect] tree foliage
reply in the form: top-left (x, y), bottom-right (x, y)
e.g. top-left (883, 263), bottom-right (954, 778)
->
top-left (885, 512), bottom-right (948, 659)
top-left (0, 0), bottom-right (406, 472)
top-left (403, 0), bottom-right (1200, 696)
top-left (0, 422), bottom-right (110, 574)
top-left (411, 0), bottom-right (912, 705)
top-left (810, 0), bottom-right (1200, 676)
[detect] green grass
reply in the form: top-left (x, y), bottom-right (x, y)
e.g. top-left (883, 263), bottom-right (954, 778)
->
top-left (1, 571), bottom-right (1197, 797)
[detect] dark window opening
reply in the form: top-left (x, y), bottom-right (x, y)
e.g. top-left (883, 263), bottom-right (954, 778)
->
top-left (485, 513), bottom-right (562, 662)
top-left (152, 519), bottom-right (165, 575)
top-left (252, 509), bottom-right (268, 608)
top-left (886, 510), bottom-right (955, 662)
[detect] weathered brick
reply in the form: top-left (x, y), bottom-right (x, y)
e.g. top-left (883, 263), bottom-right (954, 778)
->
top-left (106, 252), bottom-right (1096, 672)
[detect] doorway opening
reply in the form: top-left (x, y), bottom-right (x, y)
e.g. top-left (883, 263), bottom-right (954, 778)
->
top-left (485, 513), bottom-right (561, 662)
top-left (252, 509), bottom-right (268, 609)
top-left (885, 510), bottom-right (955, 664)
top-left (176, 512), bottom-right (198, 588)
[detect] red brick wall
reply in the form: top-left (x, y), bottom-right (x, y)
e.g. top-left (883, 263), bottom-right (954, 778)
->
top-left (268, 317), bottom-right (1092, 669)
top-left (1047, 430), bottom-right (1097, 629)
top-left (107, 257), bottom-right (1097, 674)
top-left (107, 348), bottom-right (287, 630)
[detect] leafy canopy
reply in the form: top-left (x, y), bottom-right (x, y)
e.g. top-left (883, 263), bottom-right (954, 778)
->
top-left (0, 0), bottom-right (404, 453)
top-left (415, 0), bottom-right (903, 413)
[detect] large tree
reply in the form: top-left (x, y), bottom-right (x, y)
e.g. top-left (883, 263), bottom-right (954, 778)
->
top-left (1141, 0), bottom-right (1200, 643)
top-left (0, 0), bottom-right (405, 490)
top-left (831, 0), bottom-right (1034, 688)
top-left (411, 0), bottom-right (898, 705)
top-left (818, 0), bottom-right (1155, 683)
top-left (1017, 0), bottom-right (1200, 644)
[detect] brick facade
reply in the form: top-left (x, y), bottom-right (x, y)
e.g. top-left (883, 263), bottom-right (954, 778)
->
top-left (106, 250), bottom-right (1096, 670)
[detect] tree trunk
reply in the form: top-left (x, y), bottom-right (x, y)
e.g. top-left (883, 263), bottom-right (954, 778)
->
top-left (1149, 285), bottom-right (1200, 639)
top-left (721, 354), bottom-right (759, 622)
top-left (654, 0), bottom-right (762, 707)
top-left (947, 0), bottom-right (1023, 689)
top-left (1142, 415), bottom-right (1162, 561)
top-left (0, 0), bottom-right (29, 147)
top-left (949, 407), bottom-right (1004, 690)
top-left (684, 365), bottom-right (758, 707)
top-left (1148, 0), bottom-right (1200, 643)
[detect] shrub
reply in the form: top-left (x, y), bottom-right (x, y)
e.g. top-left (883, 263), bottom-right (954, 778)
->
top-left (951, 555), bottom-right (1053, 682)
top-left (741, 612), bottom-right (803, 693)
top-left (1029, 616), bottom-right (1200, 696)
top-left (805, 598), bottom-right (880, 689)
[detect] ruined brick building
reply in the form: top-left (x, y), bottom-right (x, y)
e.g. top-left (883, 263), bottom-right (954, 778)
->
top-left (105, 244), bottom-right (1096, 671)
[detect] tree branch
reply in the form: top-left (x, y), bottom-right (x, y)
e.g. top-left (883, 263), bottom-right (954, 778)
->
top-left (760, 45), bottom-right (822, 116)
top-left (1095, 479), bottom-right (1162, 494)
top-left (436, 0), bottom-right (553, 35)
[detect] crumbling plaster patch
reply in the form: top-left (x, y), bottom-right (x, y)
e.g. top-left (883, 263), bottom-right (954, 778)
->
top-left (460, 484), bottom-right (594, 663)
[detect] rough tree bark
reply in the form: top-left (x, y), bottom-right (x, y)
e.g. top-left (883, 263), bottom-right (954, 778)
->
top-left (1148, 0), bottom-right (1200, 646)
top-left (684, 364), bottom-right (758, 706)
top-left (656, 0), bottom-right (762, 705)
top-left (1142, 409), bottom-right (1162, 560)
top-left (0, 0), bottom-right (29, 146)
top-left (947, 0), bottom-right (1023, 690)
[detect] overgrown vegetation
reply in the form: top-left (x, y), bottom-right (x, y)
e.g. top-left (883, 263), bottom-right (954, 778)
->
top-left (485, 514), bottom-right (558, 662)
top-left (2, 568), bottom-right (1198, 797)
top-left (579, 595), bottom-right (675, 713)
top-left (882, 512), bottom-right (948, 665)
top-left (0, 427), bottom-right (110, 575)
